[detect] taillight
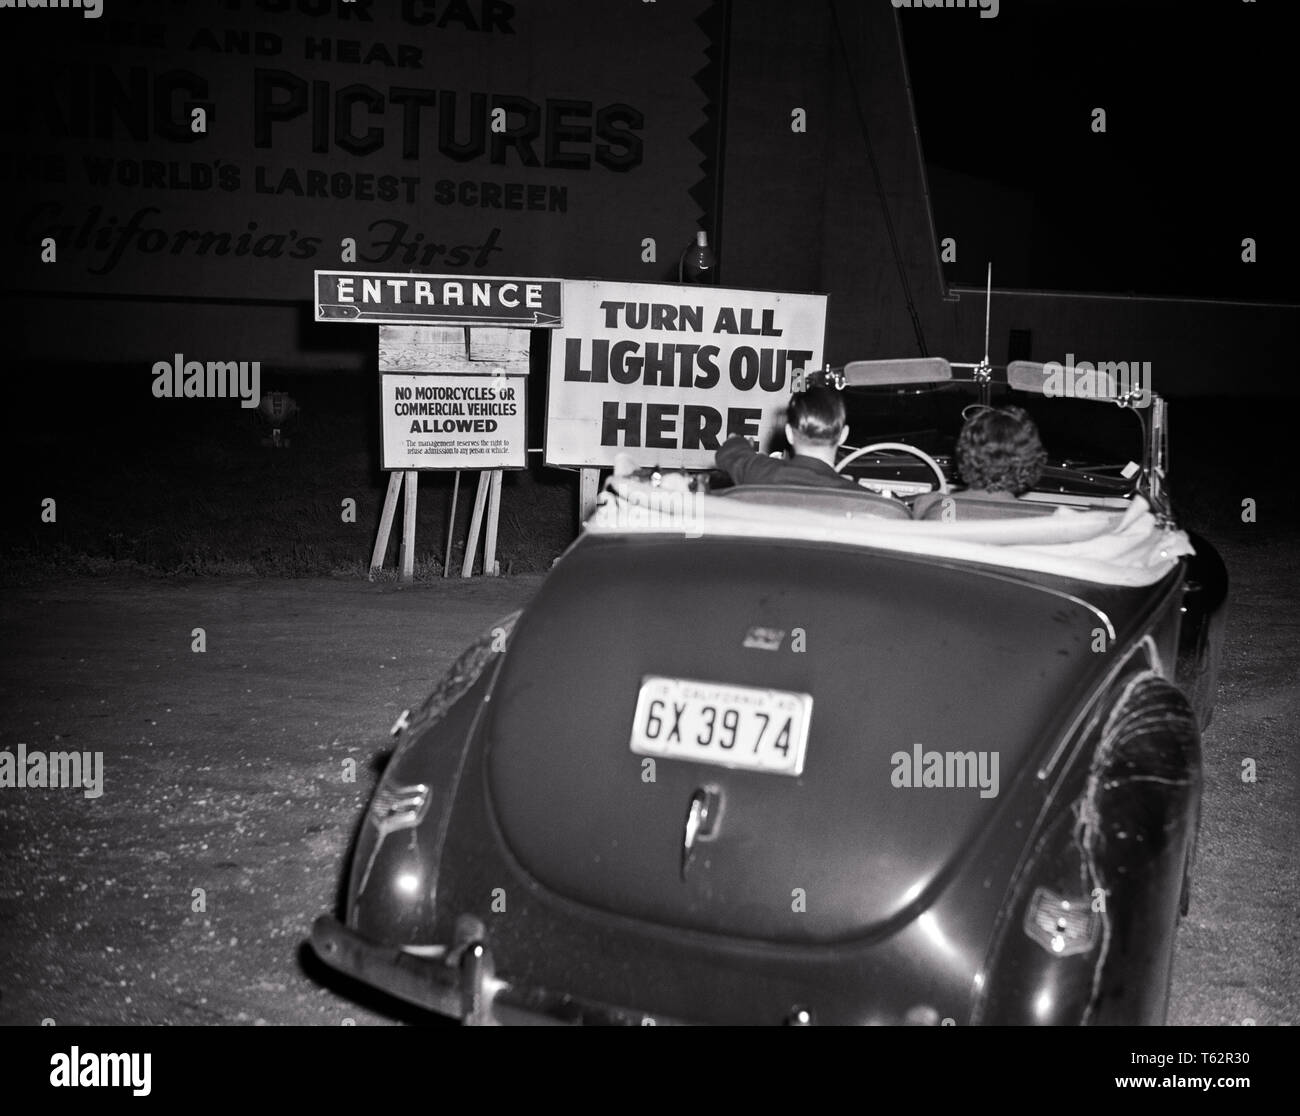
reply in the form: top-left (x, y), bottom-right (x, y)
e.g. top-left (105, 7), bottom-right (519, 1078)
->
top-left (1022, 887), bottom-right (1101, 957)
top-left (368, 782), bottom-right (429, 838)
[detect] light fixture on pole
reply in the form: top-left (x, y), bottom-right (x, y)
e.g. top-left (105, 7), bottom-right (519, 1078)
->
top-left (678, 230), bottom-right (717, 284)
top-left (257, 391), bottom-right (299, 448)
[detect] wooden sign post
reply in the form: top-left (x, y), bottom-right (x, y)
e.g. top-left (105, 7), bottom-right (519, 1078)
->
top-left (578, 467), bottom-right (602, 525)
top-left (315, 271), bottom-right (563, 581)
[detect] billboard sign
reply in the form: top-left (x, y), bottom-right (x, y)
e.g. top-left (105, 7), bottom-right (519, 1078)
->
top-left (546, 280), bottom-right (828, 470)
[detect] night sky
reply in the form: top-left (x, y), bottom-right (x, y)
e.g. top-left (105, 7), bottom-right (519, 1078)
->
top-left (898, 0), bottom-right (1295, 302)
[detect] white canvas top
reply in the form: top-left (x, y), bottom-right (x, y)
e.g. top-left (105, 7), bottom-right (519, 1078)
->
top-left (586, 479), bottom-right (1195, 588)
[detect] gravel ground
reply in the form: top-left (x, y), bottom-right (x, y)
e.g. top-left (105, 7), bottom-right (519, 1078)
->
top-left (0, 541), bottom-right (1295, 1026)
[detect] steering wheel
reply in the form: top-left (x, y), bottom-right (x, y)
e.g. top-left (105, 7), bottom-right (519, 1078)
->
top-left (835, 441), bottom-right (950, 494)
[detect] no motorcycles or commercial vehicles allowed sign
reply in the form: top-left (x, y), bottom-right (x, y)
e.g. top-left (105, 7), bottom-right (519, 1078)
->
top-left (380, 372), bottom-right (527, 471)
top-left (315, 270), bottom-right (563, 327)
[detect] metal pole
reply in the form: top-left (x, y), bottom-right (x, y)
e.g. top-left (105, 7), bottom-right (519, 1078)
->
top-left (983, 262), bottom-right (992, 366)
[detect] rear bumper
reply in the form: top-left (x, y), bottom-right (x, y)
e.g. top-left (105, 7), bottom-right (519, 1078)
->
top-left (310, 915), bottom-right (682, 1026)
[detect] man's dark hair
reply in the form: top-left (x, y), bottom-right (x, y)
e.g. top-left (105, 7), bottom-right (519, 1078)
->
top-left (787, 385), bottom-right (846, 444)
top-left (956, 405), bottom-right (1048, 494)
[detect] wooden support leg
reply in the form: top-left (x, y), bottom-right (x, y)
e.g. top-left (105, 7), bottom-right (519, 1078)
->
top-left (370, 471), bottom-right (404, 579)
top-left (443, 470), bottom-right (461, 578)
top-left (398, 469), bottom-right (418, 584)
top-left (483, 469), bottom-right (503, 576)
top-left (579, 467), bottom-right (601, 527)
top-left (462, 470), bottom-right (490, 578)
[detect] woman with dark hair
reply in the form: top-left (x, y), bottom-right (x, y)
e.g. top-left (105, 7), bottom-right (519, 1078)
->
top-left (914, 405), bottom-right (1049, 519)
top-left (956, 405), bottom-right (1048, 494)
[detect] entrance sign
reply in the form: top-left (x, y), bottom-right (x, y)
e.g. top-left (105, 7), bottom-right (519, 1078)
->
top-left (381, 373), bottom-right (526, 471)
top-left (316, 271), bottom-right (563, 327)
top-left (320, 271), bottom-right (555, 582)
top-left (546, 280), bottom-right (828, 470)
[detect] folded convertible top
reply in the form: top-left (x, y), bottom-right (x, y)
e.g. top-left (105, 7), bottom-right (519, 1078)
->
top-left (587, 480), bottom-right (1194, 587)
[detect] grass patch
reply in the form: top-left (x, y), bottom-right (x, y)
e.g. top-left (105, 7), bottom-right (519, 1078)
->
top-left (3, 370), bottom-right (1287, 582)
top-left (4, 369), bottom-right (577, 580)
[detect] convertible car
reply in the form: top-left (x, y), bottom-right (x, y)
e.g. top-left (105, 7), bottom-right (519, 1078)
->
top-left (311, 357), bottom-right (1227, 1025)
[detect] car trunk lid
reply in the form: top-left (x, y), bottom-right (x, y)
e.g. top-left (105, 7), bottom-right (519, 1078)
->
top-left (481, 535), bottom-right (1107, 943)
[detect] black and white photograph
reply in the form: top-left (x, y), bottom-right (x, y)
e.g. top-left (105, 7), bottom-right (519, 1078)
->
top-left (0, 0), bottom-right (1294, 1081)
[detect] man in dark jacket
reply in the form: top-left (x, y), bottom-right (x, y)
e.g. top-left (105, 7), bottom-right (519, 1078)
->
top-left (715, 385), bottom-right (859, 489)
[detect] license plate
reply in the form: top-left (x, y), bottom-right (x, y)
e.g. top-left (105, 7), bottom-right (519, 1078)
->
top-left (629, 676), bottom-right (812, 776)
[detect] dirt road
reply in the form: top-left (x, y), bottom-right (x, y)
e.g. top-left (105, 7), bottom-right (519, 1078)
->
top-left (0, 575), bottom-right (539, 1025)
top-left (0, 542), bottom-right (1295, 1025)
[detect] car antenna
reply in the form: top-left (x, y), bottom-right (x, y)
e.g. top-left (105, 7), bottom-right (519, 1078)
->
top-left (975, 262), bottom-right (993, 406)
top-left (983, 262), bottom-right (992, 368)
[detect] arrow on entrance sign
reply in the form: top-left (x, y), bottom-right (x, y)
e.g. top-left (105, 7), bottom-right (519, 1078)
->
top-left (314, 271), bottom-right (564, 328)
top-left (319, 304), bottom-right (560, 327)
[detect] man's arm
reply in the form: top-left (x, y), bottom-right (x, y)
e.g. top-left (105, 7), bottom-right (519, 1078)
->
top-left (716, 434), bottom-right (785, 485)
